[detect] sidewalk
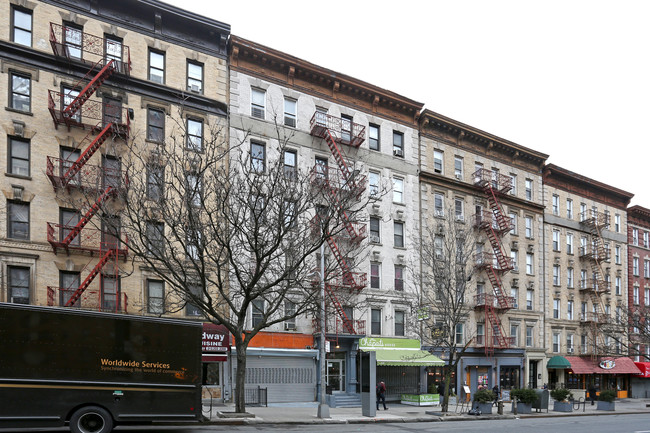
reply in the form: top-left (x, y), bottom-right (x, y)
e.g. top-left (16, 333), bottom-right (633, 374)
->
top-left (199, 398), bottom-right (650, 425)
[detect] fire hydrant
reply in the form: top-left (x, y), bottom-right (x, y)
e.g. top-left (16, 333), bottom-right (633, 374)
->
top-left (497, 400), bottom-right (504, 415)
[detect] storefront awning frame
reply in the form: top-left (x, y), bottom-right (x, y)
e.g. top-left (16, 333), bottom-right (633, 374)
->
top-left (361, 348), bottom-right (445, 366)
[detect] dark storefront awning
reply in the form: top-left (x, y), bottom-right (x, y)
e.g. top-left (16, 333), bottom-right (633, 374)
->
top-left (547, 356), bottom-right (571, 369)
top-left (565, 356), bottom-right (642, 375)
top-left (362, 348), bottom-right (445, 366)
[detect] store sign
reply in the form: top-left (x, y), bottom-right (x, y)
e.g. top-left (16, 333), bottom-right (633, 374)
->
top-left (202, 323), bottom-right (229, 353)
top-left (359, 337), bottom-right (421, 349)
top-left (599, 359), bottom-right (616, 370)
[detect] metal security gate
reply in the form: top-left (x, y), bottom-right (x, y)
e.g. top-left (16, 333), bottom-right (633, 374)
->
top-left (236, 355), bottom-right (317, 403)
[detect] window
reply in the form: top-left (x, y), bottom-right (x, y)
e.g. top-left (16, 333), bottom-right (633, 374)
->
top-left (567, 300), bottom-right (574, 320)
top-left (567, 267), bottom-right (574, 288)
top-left (187, 61), bottom-right (203, 93)
top-left (567, 233), bottom-right (574, 254)
top-left (251, 142), bottom-right (265, 173)
top-left (510, 250), bottom-right (518, 272)
top-left (433, 150), bottom-right (443, 173)
top-left (394, 222), bottom-right (404, 248)
top-left (8, 266), bottom-right (29, 304)
top-left (369, 217), bottom-right (380, 243)
top-left (525, 216), bottom-right (533, 238)
top-left (553, 265), bottom-right (560, 286)
top-left (186, 284), bottom-right (203, 316)
top-left (615, 214), bottom-right (621, 232)
top-left (147, 280), bottom-right (164, 314)
top-left (567, 334), bottom-right (574, 353)
top-left (146, 221), bottom-right (164, 255)
top-left (62, 86), bottom-right (81, 122)
top-left (148, 49), bottom-right (165, 83)
top-left (634, 257), bottom-right (640, 276)
top-left (566, 198), bottom-right (573, 219)
top-left (510, 324), bottom-right (519, 346)
top-left (283, 97), bottom-right (297, 127)
top-left (251, 88), bottom-right (265, 119)
top-left (370, 263), bottom-right (380, 289)
top-left (8, 201), bottom-right (29, 240)
top-left (393, 131), bottom-right (404, 157)
top-left (511, 287), bottom-right (518, 308)
top-left (579, 203), bottom-right (587, 221)
top-left (394, 265), bottom-right (404, 291)
top-left (8, 137), bottom-right (29, 176)
top-left (525, 179), bottom-right (533, 200)
top-left (580, 269), bottom-right (587, 289)
top-left (147, 164), bottom-right (164, 201)
top-left (645, 259), bottom-right (650, 278)
top-left (314, 156), bottom-right (328, 180)
top-left (369, 171), bottom-right (380, 197)
top-left (553, 333), bottom-right (560, 353)
top-left (526, 326), bottom-right (533, 347)
top-left (615, 277), bottom-right (622, 295)
top-left (616, 306), bottom-right (622, 323)
top-left (615, 245), bottom-right (621, 264)
top-left (10, 72), bottom-right (30, 112)
top-left (101, 275), bottom-right (120, 312)
top-left (186, 173), bottom-right (202, 207)
top-left (392, 177), bottom-right (404, 203)
top-left (59, 271), bottom-right (80, 307)
top-left (552, 195), bottom-right (559, 215)
top-left (102, 155), bottom-right (121, 190)
top-left (509, 212), bottom-right (518, 235)
top-left (105, 35), bottom-right (123, 64)
top-left (186, 227), bottom-right (202, 260)
top-left (369, 124), bottom-right (380, 151)
top-left (434, 236), bottom-right (443, 259)
top-left (509, 173), bottom-right (517, 195)
top-left (144, 107), bottom-right (165, 143)
top-left (454, 198), bottom-right (464, 221)
top-left (11, 7), bottom-right (32, 46)
top-left (645, 288), bottom-right (650, 306)
top-left (526, 289), bottom-right (533, 310)
top-left (395, 311), bottom-right (405, 336)
top-left (60, 208), bottom-right (80, 246)
top-left (251, 299), bottom-right (265, 327)
top-left (645, 231), bottom-right (650, 248)
top-left (454, 156), bottom-right (463, 180)
top-left (371, 308), bottom-right (381, 335)
top-left (553, 299), bottom-right (560, 319)
top-left (474, 323), bottom-right (484, 345)
top-left (634, 286), bottom-right (639, 305)
top-left (283, 149), bottom-right (297, 178)
top-left (341, 115), bottom-right (352, 143)
top-left (284, 300), bottom-right (296, 328)
top-left (455, 323), bottom-right (464, 345)
top-left (63, 23), bottom-right (83, 59)
top-left (186, 118), bottom-right (203, 151)
top-left (526, 253), bottom-right (534, 274)
top-left (633, 228), bottom-right (639, 246)
top-left (434, 193), bottom-right (444, 217)
top-left (552, 230), bottom-right (560, 251)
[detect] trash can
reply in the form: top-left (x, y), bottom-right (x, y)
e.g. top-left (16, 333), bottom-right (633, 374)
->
top-left (532, 389), bottom-right (549, 413)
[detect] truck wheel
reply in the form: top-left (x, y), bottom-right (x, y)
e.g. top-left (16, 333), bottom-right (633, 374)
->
top-left (70, 406), bottom-right (114, 433)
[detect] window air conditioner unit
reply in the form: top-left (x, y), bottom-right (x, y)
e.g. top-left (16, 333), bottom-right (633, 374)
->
top-left (511, 241), bottom-right (519, 250)
top-left (393, 149), bottom-right (404, 157)
top-left (455, 173), bottom-right (462, 180)
top-left (435, 210), bottom-right (444, 218)
top-left (251, 107), bottom-right (265, 119)
top-left (512, 278), bottom-right (519, 287)
top-left (456, 215), bottom-right (465, 222)
top-left (527, 245), bottom-right (534, 253)
top-left (567, 347), bottom-right (574, 354)
top-left (189, 84), bottom-right (200, 93)
top-left (437, 225), bottom-right (444, 234)
top-left (284, 116), bottom-right (296, 128)
top-left (284, 322), bottom-right (296, 331)
top-left (370, 234), bottom-right (380, 243)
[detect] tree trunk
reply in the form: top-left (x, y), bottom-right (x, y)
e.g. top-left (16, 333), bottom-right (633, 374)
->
top-left (235, 341), bottom-right (248, 413)
top-left (442, 369), bottom-right (452, 412)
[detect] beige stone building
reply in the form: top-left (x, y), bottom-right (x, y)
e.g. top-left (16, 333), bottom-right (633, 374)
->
top-left (0, 0), bottom-right (228, 317)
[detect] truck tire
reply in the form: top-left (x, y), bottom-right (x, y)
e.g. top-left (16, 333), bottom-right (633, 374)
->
top-left (70, 406), bottom-right (114, 433)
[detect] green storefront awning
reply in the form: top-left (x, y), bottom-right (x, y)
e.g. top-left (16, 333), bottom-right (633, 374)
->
top-left (363, 349), bottom-right (445, 366)
top-left (547, 355), bottom-right (571, 369)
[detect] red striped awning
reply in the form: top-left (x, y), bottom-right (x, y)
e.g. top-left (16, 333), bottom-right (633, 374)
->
top-left (565, 356), bottom-right (642, 375)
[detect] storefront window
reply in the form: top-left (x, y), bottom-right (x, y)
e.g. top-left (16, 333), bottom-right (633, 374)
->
top-left (499, 367), bottom-right (520, 389)
top-left (202, 362), bottom-right (220, 385)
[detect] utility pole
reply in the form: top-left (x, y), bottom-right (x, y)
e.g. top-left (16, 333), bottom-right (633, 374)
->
top-left (317, 242), bottom-right (330, 418)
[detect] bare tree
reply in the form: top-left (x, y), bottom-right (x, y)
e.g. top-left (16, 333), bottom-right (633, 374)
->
top-left (414, 209), bottom-right (477, 412)
top-left (61, 107), bottom-right (369, 413)
top-left (600, 304), bottom-right (650, 361)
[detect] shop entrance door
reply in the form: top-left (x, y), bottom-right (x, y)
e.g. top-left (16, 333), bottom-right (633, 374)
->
top-left (327, 359), bottom-right (346, 392)
top-left (529, 360), bottom-right (538, 388)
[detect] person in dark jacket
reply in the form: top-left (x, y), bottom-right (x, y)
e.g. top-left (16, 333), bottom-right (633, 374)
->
top-left (589, 385), bottom-right (597, 405)
top-left (376, 381), bottom-right (387, 410)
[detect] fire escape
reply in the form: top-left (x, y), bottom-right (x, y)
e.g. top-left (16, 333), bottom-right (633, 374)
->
top-left (310, 112), bottom-right (367, 335)
top-left (45, 23), bottom-right (131, 312)
top-left (578, 209), bottom-right (611, 358)
top-left (473, 168), bottom-right (515, 357)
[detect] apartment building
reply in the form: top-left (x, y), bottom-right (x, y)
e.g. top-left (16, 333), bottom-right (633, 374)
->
top-left (229, 35), bottom-right (424, 404)
top-left (627, 205), bottom-right (650, 361)
top-left (1, 0), bottom-right (229, 395)
top-left (542, 164), bottom-right (634, 394)
top-left (418, 109), bottom-right (548, 395)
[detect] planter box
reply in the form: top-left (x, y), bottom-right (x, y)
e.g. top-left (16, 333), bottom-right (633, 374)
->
top-left (512, 402), bottom-right (532, 414)
top-left (597, 401), bottom-right (615, 411)
top-left (475, 402), bottom-right (493, 414)
top-left (401, 393), bottom-right (440, 406)
top-left (553, 401), bottom-right (573, 412)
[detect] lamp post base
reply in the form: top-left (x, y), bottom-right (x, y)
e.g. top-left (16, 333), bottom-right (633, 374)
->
top-left (317, 403), bottom-right (330, 418)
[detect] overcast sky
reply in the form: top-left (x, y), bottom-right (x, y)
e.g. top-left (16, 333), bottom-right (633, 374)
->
top-left (166, 0), bottom-right (650, 207)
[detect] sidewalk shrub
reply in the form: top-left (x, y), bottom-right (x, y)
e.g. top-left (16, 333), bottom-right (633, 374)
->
top-left (511, 388), bottom-right (537, 404)
top-left (550, 388), bottom-right (571, 402)
top-left (599, 390), bottom-right (616, 402)
top-left (473, 389), bottom-right (495, 403)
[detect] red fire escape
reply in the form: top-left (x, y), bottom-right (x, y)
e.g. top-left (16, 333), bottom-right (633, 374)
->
top-left (45, 23), bottom-right (131, 313)
top-left (310, 112), bottom-right (367, 335)
top-left (473, 168), bottom-right (515, 356)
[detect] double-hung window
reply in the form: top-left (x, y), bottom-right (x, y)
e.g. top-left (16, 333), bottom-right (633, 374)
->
top-left (64, 23), bottom-right (83, 59)
top-left (251, 88), bottom-right (266, 119)
top-left (369, 124), bottom-right (380, 151)
top-left (393, 131), bottom-right (404, 157)
top-left (10, 72), bottom-right (30, 112)
top-left (370, 263), bottom-right (381, 289)
top-left (148, 50), bottom-right (165, 84)
top-left (392, 177), bottom-right (404, 203)
top-left (284, 97), bottom-right (297, 127)
top-left (9, 137), bottom-right (30, 176)
top-left (369, 217), bottom-right (380, 243)
top-left (394, 222), bottom-right (404, 248)
top-left (147, 108), bottom-right (165, 142)
top-left (147, 280), bottom-right (164, 314)
top-left (187, 61), bottom-right (203, 93)
top-left (283, 149), bottom-right (297, 178)
top-left (394, 265), bottom-right (404, 291)
top-left (12, 7), bottom-right (32, 47)
top-left (433, 150), bottom-right (443, 173)
top-left (186, 118), bottom-right (203, 151)
top-left (8, 266), bottom-right (30, 304)
top-left (251, 142), bottom-right (265, 173)
top-left (369, 171), bottom-right (380, 197)
top-left (8, 201), bottom-right (29, 240)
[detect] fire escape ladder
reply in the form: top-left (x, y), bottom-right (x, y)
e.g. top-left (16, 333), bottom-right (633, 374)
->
top-left (485, 226), bottom-right (511, 270)
top-left (62, 60), bottom-right (116, 120)
top-left (64, 247), bottom-right (115, 307)
top-left (484, 186), bottom-right (511, 233)
top-left (323, 129), bottom-right (353, 186)
top-left (60, 187), bottom-right (113, 247)
top-left (321, 176), bottom-right (361, 241)
top-left (325, 235), bottom-right (356, 286)
top-left (61, 123), bottom-right (114, 187)
top-left (324, 284), bottom-right (356, 334)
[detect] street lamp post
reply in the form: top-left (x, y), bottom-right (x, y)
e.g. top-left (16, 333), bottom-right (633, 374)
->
top-left (317, 242), bottom-right (330, 418)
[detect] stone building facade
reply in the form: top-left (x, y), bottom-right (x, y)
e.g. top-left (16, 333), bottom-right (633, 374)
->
top-left (627, 205), bottom-right (650, 362)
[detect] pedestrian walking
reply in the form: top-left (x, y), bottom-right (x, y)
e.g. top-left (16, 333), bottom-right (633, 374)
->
top-left (376, 381), bottom-right (387, 410)
top-left (589, 385), bottom-right (596, 405)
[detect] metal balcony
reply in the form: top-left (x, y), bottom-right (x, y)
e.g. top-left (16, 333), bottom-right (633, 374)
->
top-left (46, 286), bottom-right (128, 313)
top-left (47, 223), bottom-right (128, 257)
top-left (474, 293), bottom-right (516, 310)
top-left (309, 112), bottom-right (365, 147)
top-left (473, 168), bottom-right (513, 194)
top-left (46, 156), bottom-right (128, 192)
